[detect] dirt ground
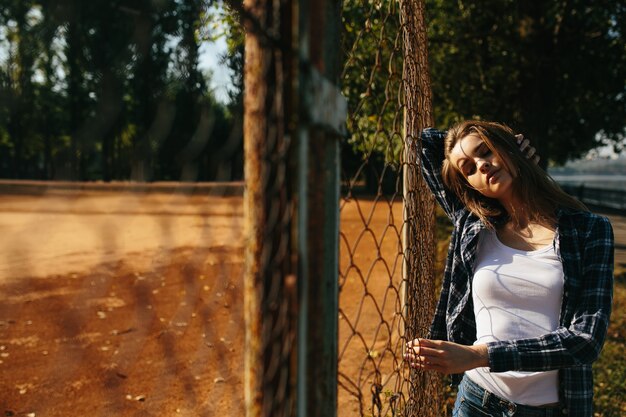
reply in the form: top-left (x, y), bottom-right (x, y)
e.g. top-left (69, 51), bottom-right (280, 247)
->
top-left (0, 182), bottom-right (412, 417)
top-left (0, 183), bottom-right (247, 416)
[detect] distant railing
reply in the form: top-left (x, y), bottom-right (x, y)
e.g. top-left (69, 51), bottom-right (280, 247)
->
top-left (560, 184), bottom-right (626, 211)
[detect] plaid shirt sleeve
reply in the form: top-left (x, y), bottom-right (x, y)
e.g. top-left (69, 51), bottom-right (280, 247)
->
top-left (420, 128), bottom-right (468, 342)
top-left (420, 128), bottom-right (465, 223)
top-left (487, 215), bottom-right (614, 372)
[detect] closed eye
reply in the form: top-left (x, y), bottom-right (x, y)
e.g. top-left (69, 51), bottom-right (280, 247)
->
top-left (456, 140), bottom-right (490, 177)
top-left (463, 144), bottom-right (491, 176)
top-left (478, 143), bottom-right (492, 157)
top-left (460, 161), bottom-right (476, 176)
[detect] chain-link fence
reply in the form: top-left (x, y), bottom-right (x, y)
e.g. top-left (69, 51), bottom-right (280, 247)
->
top-left (338, 0), bottom-right (441, 416)
top-left (0, 0), bottom-right (440, 416)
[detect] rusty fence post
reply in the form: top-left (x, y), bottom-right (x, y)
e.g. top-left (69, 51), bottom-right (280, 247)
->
top-left (243, 0), bottom-right (345, 415)
top-left (400, 0), bottom-right (442, 416)
top-left (242, 0), bottom-right (298, 414)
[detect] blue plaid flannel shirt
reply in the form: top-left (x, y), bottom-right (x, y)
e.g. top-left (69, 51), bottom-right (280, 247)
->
top-left (420, 128), bottom-right (614, 416)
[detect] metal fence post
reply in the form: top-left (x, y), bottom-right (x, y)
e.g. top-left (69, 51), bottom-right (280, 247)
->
top-left (297, 0), bottom-right (346, 416)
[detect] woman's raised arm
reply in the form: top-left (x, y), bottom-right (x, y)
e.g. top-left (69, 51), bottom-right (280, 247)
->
top-left (420, 128), bottom-right (465, 222)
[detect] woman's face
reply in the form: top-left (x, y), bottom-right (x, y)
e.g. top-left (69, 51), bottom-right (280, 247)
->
top-left (448, 134), bottom-right (514, 200)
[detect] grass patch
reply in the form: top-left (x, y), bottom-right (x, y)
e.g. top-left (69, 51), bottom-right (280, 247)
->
top-left (593, 270), bottom-right (626, 416)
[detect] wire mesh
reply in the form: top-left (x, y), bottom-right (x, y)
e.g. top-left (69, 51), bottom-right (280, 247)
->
top-left (338, 0), bottom-right (441, 416)
top-left (0, 0), bottom-right (441, 415)
top-left (0, 2), bottom-right (250, 416)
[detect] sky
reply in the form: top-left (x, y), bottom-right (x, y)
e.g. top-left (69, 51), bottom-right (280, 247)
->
top-left (198, 34), bottom-right (232, 104)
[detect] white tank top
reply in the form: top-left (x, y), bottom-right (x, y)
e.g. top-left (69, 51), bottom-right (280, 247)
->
top-left (465, 229), bottom-right (564, 406)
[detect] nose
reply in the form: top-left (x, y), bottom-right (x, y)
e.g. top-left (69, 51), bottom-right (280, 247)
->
top-left (477, 158), bottom-right (491, 173)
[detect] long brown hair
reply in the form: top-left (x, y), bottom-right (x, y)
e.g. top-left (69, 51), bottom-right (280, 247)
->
top-left (441, 120), bottom-right (587, 228)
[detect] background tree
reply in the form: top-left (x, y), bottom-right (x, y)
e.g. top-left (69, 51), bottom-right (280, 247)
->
top-left (35, 0), bottom-right (65, 179)
top-left (2, 1), bottom-right (622, 180)
top-left (129, 0), bottom-right (176, 181)
top-left (159, 0), bottom-right (208, 181)
top-left (2, 0), bottom-right (38, 178)
top-left (425, 0), bottom-right (626, 164)
top-left (337, 0), bottom-right (626, 170)
top-left (341, 0), bottom-right (404, 193)
top-left (0, 0), bottom-right (238, 181)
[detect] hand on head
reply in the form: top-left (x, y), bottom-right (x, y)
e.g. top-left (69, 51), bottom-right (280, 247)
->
top-left (515, 134), bottom-right (540, 165)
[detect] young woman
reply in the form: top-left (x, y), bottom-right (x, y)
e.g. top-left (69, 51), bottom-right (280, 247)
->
top-left (404, 121), bottom-right (614, 416)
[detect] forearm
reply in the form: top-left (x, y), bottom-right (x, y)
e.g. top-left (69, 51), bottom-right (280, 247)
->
top-left (405, 339), bottom-right (489, 374)
top-left (419, 128), bottom-right (464, 221)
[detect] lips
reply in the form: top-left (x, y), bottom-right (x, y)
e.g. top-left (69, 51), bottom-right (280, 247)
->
top-left (486, 170), bottom-right (498, 183)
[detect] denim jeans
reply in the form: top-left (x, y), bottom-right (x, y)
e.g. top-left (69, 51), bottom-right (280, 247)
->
top-left (453, 375), bottom-right (565, 417)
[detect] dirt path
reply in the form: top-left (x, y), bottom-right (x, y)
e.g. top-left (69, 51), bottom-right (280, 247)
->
top-left (0, 182), bottom-right (243, 283)
top-left (3, 183), bottom-right (621, 416)
top-left (0, 184), bottom-right (245, 416)
top-left (0, 183), bottom-right (408, 417)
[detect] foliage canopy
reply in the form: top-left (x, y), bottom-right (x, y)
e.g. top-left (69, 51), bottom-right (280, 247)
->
top-left (426, 0), bottom-right (626, 164)
top-left (0, 0), bottom-right (242, 181)
top-left (341, 0), bottom-right (626, 167)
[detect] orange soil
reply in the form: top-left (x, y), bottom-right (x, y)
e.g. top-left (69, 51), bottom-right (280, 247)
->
top-left (0, 184), bottom-right (412, 417)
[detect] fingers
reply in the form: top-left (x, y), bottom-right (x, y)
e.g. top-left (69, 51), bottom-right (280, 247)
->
top-left (523, 144), bottom-right (540, 165)
top-left (406, 338), bottom-right (420, 349)
top-left (516, 134), bottom-right (541, 165)
top-left (405, 356), bottom-right (445, 371)
top-left (406, 338), bottom-right (435, 354)
top-left (518, 138), bottom-right (530, 152)
top-left (405, 345), bottom-right (443, 357)
top-left (413, 338), bottom-right (439, 347)
top-left (406, 338), bottom-right (441, 350)
top-left (408, 360), bottom-right (444, 371)
top-left (405, 338), bottom-right (446, 371)
top-left (403, 351), bottom-right (444, 370)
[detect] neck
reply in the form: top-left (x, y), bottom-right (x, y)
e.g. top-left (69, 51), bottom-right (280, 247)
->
top-left (499, 193), bottom-right (531, 229)
top-left (499, 195), bottom-right (556, 230)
